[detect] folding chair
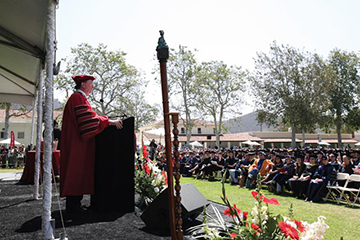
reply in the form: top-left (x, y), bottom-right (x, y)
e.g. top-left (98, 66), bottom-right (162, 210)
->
top-left (324, 172), bottom-right (349, 202)
top-left (337, 174), bottom-right (360, 207)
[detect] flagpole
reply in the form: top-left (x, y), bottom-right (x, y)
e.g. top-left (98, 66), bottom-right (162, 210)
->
top-left (156, 30), bottom-right (177, 240)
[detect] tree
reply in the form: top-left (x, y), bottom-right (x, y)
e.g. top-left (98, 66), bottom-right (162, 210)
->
top-left (167, 45), bottom-right (198, 145)
top-left (124, 88), bottom-right (160, 130)
top-left (0, 103), bottom-right (32, 140)
top-left (256, 110), bottom-right (267, 132)
top-left (195, 61), bottom-right (247, 147)
top-left (251, 42), bottom-right (326, 148)
top-left (325, 49), bottom-right (360, 147)
top-left (55, 43), bottom-right (158, 128)
top-left (296, 53), bottom-right (330, 146)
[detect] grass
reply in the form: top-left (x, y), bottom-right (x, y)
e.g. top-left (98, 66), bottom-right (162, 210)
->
top-left (0, 168), bottom-right (24, 173)
top-left (180, 177), bottom-right (360, 240)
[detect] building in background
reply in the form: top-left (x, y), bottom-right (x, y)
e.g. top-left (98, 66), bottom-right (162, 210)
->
top-left (0, 100), bottom-right (63, 147)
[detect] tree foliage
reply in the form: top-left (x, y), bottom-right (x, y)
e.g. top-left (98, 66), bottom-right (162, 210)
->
top-left (195, 61), bottom-right (247, 147)
top-left (251, 42), bottom-right (327, 147)
top-left (167, 45), bottom-right (198, 145)
top-left (324, 49), bottom-right (360, 147)
top-left (55, 43), bottom-right (158, 129)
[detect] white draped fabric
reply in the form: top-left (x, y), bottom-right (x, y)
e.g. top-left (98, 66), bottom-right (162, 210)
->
top-left (34, 69), bottom-right (44, 200)
top-left (42, 0), bottom-right (56, 239)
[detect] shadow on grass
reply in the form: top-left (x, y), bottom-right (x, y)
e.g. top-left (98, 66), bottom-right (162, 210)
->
top-left (15, 209), bottom-right (127, 233)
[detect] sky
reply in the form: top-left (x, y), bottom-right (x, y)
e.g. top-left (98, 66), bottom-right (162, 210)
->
top-left (55, 0), bottom-right (360, 117)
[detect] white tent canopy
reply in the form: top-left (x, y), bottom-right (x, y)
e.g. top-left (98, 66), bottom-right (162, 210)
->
top-left (1, 1), bottom-right (58, 239)
top-left (355, 142), bottom-right (360, 146)
top-left (189, 141), bottom-right (203, 147)
top-left (241, 140), bottom-right (261, 146)
top-left (318, 141), bottom-right (330, 146)
top-left (0, 0), bottom-right (48, 106)
top-left (0, 138), bottom-right (22, 145)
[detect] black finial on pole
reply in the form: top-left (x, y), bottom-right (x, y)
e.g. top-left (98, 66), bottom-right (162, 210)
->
top-left (156, 30), bottom-right (169, 62)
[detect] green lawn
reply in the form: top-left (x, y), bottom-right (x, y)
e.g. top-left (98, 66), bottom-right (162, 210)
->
top-left (180, 177), bottom-right (360, 240)
top-left (0, 168), bottom-right (24, 173)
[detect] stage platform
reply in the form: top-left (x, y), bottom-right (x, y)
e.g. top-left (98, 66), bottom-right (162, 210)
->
top-left (0, 180), bottom-right (228, 240)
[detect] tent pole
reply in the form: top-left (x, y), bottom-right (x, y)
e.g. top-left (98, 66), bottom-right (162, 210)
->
top-left (34, 69), bottom-right (44, 200)
top-left (30, 96), bottom-right (36, 147)
top-left (42, 0), bottom-right (57, 239)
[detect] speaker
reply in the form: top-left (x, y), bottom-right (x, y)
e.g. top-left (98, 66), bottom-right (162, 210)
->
top-left (141, 183), bottom-right (209, 229)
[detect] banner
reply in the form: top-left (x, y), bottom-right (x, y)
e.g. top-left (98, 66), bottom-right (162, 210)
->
top-left (10, 131), bottom-right (15, 147)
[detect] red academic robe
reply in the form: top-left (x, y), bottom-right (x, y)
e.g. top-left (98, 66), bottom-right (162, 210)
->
top-left (60, 91), bottom-right (109, 197)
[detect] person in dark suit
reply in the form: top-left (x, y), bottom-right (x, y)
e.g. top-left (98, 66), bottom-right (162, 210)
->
top-left (290, 156), bottom-right (318, 198)
top-left (305, 155), bottom-right (334, 202)
top-left (53, 120), bottom-right (61, 150)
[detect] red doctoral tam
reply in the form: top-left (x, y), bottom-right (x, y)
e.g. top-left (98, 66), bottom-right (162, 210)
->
top-left (72, 75), bottom-right (95, 84)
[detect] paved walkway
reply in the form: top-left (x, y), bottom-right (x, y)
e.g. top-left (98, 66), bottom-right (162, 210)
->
top-left (0, 172), bottom-right (23, 181)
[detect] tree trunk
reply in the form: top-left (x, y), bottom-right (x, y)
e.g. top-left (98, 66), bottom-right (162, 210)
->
top-left (291, 123), bottom-right (296, 148)
top-left (302, 128), bottom-right (305, 147)
top-left (260, 123), bottom-right (263, 132)
top-left (336, 111), bottom-right (342, 148)
top-left (4, 103), bottom-right (10, 139)
top-left (186, 127), bottom-right (191, 146)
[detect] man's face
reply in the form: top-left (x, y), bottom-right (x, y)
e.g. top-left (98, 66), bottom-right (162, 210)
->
top-left (81, 80), bottom-right (94, 96)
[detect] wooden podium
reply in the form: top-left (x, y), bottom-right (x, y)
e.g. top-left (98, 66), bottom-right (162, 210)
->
top-left (93, 117), bottom-right (135, 213)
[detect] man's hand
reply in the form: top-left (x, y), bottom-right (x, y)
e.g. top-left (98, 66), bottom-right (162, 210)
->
top-left (109, 119), bottom-right (123, 129)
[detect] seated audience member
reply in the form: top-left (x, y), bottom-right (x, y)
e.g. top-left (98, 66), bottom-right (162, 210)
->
top-left (329, 153), bottom-right (341, 171)
top-left (352, 152), bottom-right (360, 166)
top-left (304, 152), bottom-right (310, 163)
top-left (269, 155), bottom-right (296, 194)
top-left (197, 150), bottom-right (212, 179)
top-left (223, 150), bottom-right (238, 180)
top-left (189, 152), bottom-right (205, 177)
top-left (229, 152), bottom-right (249, 185)
top-left (179, 152), bottom-right (187, 174)
top-left (236, 152), bottom-right (253, 187)
top-left (183, 152), bottom-right (199, 177)
top-left (341, 155), bottom-right (354, 175)
top-left (206, 151), bottom-right (225, 181)
top-left (305, 155), bottom-right (334, 203)
top-left (262, 156), bottom-right (284, 185)
top-left (245, 151), bottom-right (273, 189)
top-left (287, 156), bottom-right (307, 193)
top-left (290, 156), bottom-right (318, 198)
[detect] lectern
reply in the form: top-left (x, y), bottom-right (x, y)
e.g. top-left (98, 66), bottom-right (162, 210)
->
top-left (93, 117), bottom-right (135, 213)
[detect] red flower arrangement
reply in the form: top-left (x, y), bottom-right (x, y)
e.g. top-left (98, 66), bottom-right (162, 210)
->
top-left (144, 162), bottom-right (151, 175)
top-left (293, 219), bottom-right (305, 233)
top-left (224, 204), bottom-right (241, 217)
top-left (251, 191), bottom-right (280, 205)
top-left (278, 221), bottom-right (299, 240)
top-left (190, 173), bottom-right (329, 240)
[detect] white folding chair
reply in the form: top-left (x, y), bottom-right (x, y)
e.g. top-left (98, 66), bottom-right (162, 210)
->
top-left (324, 172), bottom-right (349, 202)
top-left (337, 174), bottom-right (360, 207)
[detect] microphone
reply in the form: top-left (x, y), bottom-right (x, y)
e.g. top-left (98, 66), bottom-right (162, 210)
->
top-left (109, 114), bottom-right (128, 119)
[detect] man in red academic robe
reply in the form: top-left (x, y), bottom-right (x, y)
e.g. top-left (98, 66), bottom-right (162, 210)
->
top-left (60, 74), bottom-right (122, 213)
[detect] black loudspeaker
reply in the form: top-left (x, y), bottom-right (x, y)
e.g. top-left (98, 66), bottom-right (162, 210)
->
top-left (141, 183), bottom-right (209, 229)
